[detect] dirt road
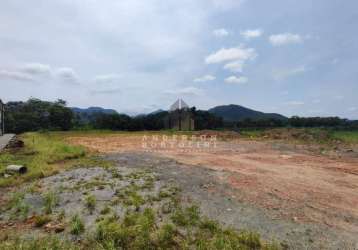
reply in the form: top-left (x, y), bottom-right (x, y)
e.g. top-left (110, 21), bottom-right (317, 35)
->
top-left (68, 133), bottom-right (358, 249)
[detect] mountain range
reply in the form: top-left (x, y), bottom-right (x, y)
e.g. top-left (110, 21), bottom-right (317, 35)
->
top-left (71, 104), bottom-right (287, 122)
top-left (71, 107), bottom-right (118, 115)
top-left (208, 105), bottom-right (287, 122)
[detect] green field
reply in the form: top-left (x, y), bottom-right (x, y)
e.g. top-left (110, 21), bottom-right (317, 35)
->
top-left (332, 130), bottom-right (358, 144)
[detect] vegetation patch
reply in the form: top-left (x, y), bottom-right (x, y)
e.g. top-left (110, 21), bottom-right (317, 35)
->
top-left (34, 214), bottom-right (52, 227)
top-left (43, 191), bottom-right (59, 214)
top-left (70, 214), bottom-right (85, 235)
top-left (84, 194), bottom-right (97, 213)
top-left (0, 132), bottom-right (113, 188)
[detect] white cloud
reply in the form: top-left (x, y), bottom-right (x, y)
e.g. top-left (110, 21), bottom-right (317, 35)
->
top-left (55, 67), bottom-right (79, 84)
top-left (312, 99), bottom-right (321, 104)
top-left (0, 69), bottom-right (34, 82)
top-left (273, 66), bottom-right (306, 80)
top-left (205, 45), bottom-right (257, 73)
top-left (205, 45), bottom-right (257, 64)
top-left (164, 86), bottom-right (204, 96)
top-left (194, 75), bottom-right (216, 82)
top-left (21, 63), bottom-right (51, 75)
top-left (94, 74), bottom-right (122, 84)
top-left (223, 60), bottom-right (245, 72)
top-left (240, 29), bottom-right (263, 39)
top-left (286, 101), bottom-right (305, 106)
top-left (213, 29), bottom-right (230, 37)
top-left (225, 76), bottom-right (248, 84)
top-left (269, 33), bottom-right (303, 46)
top-left (348, 107), bottom-right (357, 112)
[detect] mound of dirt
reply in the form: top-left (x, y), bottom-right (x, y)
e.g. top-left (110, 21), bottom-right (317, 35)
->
top-left (261, 128), bottom-right (337, 143)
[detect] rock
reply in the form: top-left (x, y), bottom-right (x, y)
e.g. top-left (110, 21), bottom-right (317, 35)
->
top-left (44, 222), bottom-right (65, 233)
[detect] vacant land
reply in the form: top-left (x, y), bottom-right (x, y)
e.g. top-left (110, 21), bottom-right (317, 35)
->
top-left (1, 129), bottom-right (358, 249)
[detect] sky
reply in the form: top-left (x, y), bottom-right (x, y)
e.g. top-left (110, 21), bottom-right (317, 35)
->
top-left (0, 0), bottom-right (357, 118)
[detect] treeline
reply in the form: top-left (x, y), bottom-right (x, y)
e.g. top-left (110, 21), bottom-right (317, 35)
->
top-left (235, 116), bottom-right (358, 129)
top-left (4, 99), bottom-right (223, 133)
top-left (3, 98), bottom-right (358, 134)
top-left (78, 107), bottom-right (223, 131)
top-left (5, 99), bottom-right (73, 133)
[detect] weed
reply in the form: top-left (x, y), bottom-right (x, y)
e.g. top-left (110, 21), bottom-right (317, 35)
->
top-left (84, 194), bottom-right (96, 213)
top-left (124, 192), bottom-right (145, 211)
top-left (43, 191), bottom-right (59, 214)
top-left (15, 202), bottom-right (30, 221)
top-left (156, 224), bottom-right (177, 249)
top-left (34, 214), bottom-right (51, 227)
top-left (161, 201), bottom-right (175, 214)
top-left (8, 191), bottom-right (29, 220)
top-left (0, 236), bottom-right (80, 250)
top-left (100, 205), bottom-right (111, 215)
top-left (171, 205), bottom-right (200, 227)
top-left (70, 214), bottom-right (85, 235)
top-left (111, 169), bottom-right (123, 179)
top-left (140, 175), bottom-right (155, 190)
top-left (199, 218), bottom-right (220, 234)
top-left (7, 191), bottom-right (25, 210)
top-left (57, 209), bottom-right (66, 221)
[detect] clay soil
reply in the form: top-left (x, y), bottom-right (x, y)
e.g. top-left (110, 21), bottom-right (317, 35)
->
top-left (67, 132), bottom-right (358, 248)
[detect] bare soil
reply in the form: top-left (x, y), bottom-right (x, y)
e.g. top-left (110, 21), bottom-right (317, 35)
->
top-left (67, 133), bottom-right (358, 249)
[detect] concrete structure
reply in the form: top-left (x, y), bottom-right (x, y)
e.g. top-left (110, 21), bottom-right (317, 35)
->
top-left (167, 99), bottom-right (195, 131)
top-left (0, 99), bottom-right (4, 136)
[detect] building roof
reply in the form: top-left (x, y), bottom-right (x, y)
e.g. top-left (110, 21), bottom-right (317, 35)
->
top-left (170, 99), bottom-right (189, 111)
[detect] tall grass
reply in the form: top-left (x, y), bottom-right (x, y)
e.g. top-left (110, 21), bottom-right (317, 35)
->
top-left (332, 130), bottom-right (358, 144)
top-left (0, 132), bottom-right (86, 187)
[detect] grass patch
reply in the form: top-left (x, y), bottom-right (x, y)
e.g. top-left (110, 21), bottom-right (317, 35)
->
top-left (0, 236), bottom-right (80, 250)
top-left (84, 194), bottom-right (97, 213)
top-left (43, 191), bottom-right (59, 214)
top-left (0, 132), bottom-right (113, 188)
top-left (332, 130), bottom-right (358, 144)
top-left (34, 214), bottom-right (52, 227)
top-left (70, 214), bottom-right (85, 235)
top-left (7, 191), bottom-right (29, 220)
top-left (171, 205), bottom-right (200, 227)
top-left (100, 205), bottom-right (111, 215)
top-left (93, 206), bottom-right (279, 250)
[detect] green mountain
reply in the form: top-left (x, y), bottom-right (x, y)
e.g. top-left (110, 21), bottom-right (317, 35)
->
top-left (71, 107), bottom-right (118, 123)
top-left (208, 104), bottom-right (287, 122)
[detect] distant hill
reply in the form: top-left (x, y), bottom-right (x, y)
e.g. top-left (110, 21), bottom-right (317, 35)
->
top-left (71, 107), bottom-right (118, 115)
top-left (149, 109), bottom-right (165, 115)
top-left (208, 104), bottom-right (287, 122)
top-left (71, 107), bottom-right (118, 123)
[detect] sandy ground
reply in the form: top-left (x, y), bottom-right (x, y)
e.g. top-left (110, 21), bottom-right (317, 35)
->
top-left (67, 134), bottom-right (358, 249)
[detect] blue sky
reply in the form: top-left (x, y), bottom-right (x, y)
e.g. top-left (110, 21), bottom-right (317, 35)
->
top-left (0, 0), bottom-right (357, 118)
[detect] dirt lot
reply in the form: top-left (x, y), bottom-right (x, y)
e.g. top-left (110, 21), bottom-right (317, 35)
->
top-left (67, 132), bottom-right (358, 249)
